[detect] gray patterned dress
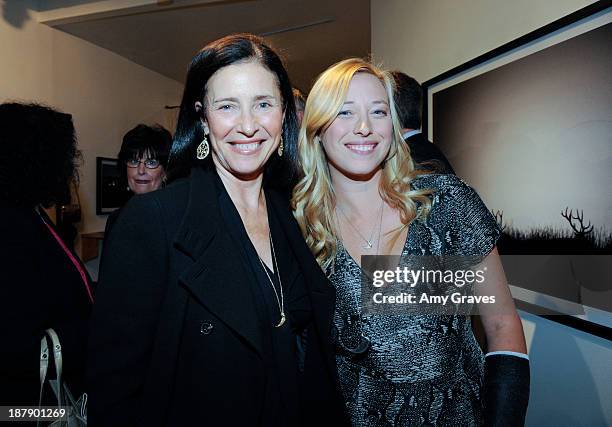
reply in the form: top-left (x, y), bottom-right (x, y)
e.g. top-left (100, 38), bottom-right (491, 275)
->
top-left (330, 174), bottom-right (501, 426)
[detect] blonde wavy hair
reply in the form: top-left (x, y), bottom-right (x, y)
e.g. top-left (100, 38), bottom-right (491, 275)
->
top-left (291, 58), bottom-right (432, 270)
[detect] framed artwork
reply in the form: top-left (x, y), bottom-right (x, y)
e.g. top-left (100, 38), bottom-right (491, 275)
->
top-left (96, 157), bottom-right (129, 215)
top-left (422, 1), bottom-right (611, 336)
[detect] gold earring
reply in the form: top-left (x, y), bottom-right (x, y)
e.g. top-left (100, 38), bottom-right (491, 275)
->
top-left (277, 136), bottom-right (284, 157)
top-left (196, 135), bottom-right (210, 159)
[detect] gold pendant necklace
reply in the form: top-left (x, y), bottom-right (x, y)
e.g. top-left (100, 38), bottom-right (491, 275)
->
top-left (258, 231), bottom-right (286, 328)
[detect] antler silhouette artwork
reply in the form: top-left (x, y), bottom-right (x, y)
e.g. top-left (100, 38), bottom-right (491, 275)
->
top-left (491, 209), bottom-right (507, 232)
top-left (561, 207), bottom-right (593, 238)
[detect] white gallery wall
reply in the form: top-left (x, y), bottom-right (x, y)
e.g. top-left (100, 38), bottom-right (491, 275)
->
top-left (371, 0), bottom-right (599, 82)
top-left (371, 1), bottom-right (611, 425)
top-left (0, 0), bottom-right (183, 236)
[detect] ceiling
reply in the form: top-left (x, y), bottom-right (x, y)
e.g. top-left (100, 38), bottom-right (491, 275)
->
top-left (36, 0), bottom-right (371, 92)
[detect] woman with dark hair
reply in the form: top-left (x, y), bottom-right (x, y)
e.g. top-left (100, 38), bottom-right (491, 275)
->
top-left (105, 124), bottom-right (172, 234)
top-left (88, 34), bottom-right (346, 426)
top-left (118, 124), bottom-right (172, 195)
top-left (0, 103), bottom-right (93, 406)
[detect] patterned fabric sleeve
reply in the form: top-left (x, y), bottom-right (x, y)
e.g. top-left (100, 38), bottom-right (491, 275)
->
top-left (417, 174), bottom-right (501, 258)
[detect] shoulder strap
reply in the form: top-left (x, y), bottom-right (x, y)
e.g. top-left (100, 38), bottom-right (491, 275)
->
top-left (38, 328), bottom-right (64, 407)
top-left (39, 335), bottom-right (49, 407)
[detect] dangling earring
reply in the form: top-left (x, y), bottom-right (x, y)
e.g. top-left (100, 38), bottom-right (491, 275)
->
top-left (196, 134), bottom-right (210, 159)
top-left (277, 136), bottom-right (284, 157)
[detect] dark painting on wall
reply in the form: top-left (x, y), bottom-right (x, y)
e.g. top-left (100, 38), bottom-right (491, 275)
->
top-left (423, 3), bottom-right (611, 331)
top-left (96, 157), bottom-right (129, 215)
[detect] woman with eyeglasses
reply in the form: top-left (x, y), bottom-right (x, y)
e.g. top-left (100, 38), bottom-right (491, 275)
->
top-left (87, 34), bottom-right (347, 426)
top-left (104, 124), bottom-right (172, 235)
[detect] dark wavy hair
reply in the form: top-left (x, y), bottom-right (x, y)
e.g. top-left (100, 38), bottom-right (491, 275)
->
top-left (167, 33), bottom-right (299, 189)
top-left (0, 102), bottom-right (80, 208)
top-left (117, 123), bottom-right (172, 186)
top-left (391, 71), bottom-right (423, 130)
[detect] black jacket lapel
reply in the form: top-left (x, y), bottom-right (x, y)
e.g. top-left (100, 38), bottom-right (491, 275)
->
top-left (267, 192), bottom-right (337, 372)
top-left (173, 168), bottom-right (263, 356)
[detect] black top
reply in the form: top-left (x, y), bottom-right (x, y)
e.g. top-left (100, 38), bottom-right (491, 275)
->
top-left (216, 177), bottom-right (311, 426)
top-left (103, 207), bottom-right (121, 237)
top-left (0, 203), bottom-right (92, 405)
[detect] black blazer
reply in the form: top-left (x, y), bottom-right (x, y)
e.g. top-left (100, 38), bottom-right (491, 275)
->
top-left (87, 167), bottom-right (347, 427)
top-left (406, 132), bottom-right (455, 174)
top-left (102, 207), bottom-right (121, 237)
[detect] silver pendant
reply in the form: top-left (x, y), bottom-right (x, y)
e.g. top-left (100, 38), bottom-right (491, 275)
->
top-left (275, 313), bottom-right (286, 328)
top-left (362, 240), bottom-right (373, 249)
top-left (344, 335), bottom-right (371, 355)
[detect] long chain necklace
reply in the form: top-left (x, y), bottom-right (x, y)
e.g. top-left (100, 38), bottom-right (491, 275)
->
top-left (336, 199), bottom-right (384, 250)
top-left (336, 202), bottom-right (386, 355)
top-left (257, 231), bottom-right (286, 328)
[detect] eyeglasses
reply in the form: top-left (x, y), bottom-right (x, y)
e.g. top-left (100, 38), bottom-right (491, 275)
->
top-left (126, 158), bottom-right (161, 169)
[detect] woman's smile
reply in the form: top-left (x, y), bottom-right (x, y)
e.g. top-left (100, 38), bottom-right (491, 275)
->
top-left (229, 138), bottom-right (266, 154)
top-left (344, 141), bottom-right (379, 154)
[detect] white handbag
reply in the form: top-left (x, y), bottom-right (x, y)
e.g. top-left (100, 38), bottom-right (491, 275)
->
top-left (39, 328), bottom-right (87, 427)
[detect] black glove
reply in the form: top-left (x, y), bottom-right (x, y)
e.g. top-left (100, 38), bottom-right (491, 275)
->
top-left (483, 353), bottom-right (530, 427)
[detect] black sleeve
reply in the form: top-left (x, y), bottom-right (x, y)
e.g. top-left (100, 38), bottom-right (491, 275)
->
top-left (86, 195), bottom-right (169, 426)
top-left (483, 354), bottom-right (530, 426)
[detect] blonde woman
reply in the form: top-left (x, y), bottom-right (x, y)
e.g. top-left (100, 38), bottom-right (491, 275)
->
top-left (292, 58), bottom-right (530, 426)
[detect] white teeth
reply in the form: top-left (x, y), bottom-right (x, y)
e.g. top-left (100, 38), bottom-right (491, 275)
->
top-left (235, 143), bottom-right (260, 151)
top-left (348, 144), bottom-right (375, 152)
